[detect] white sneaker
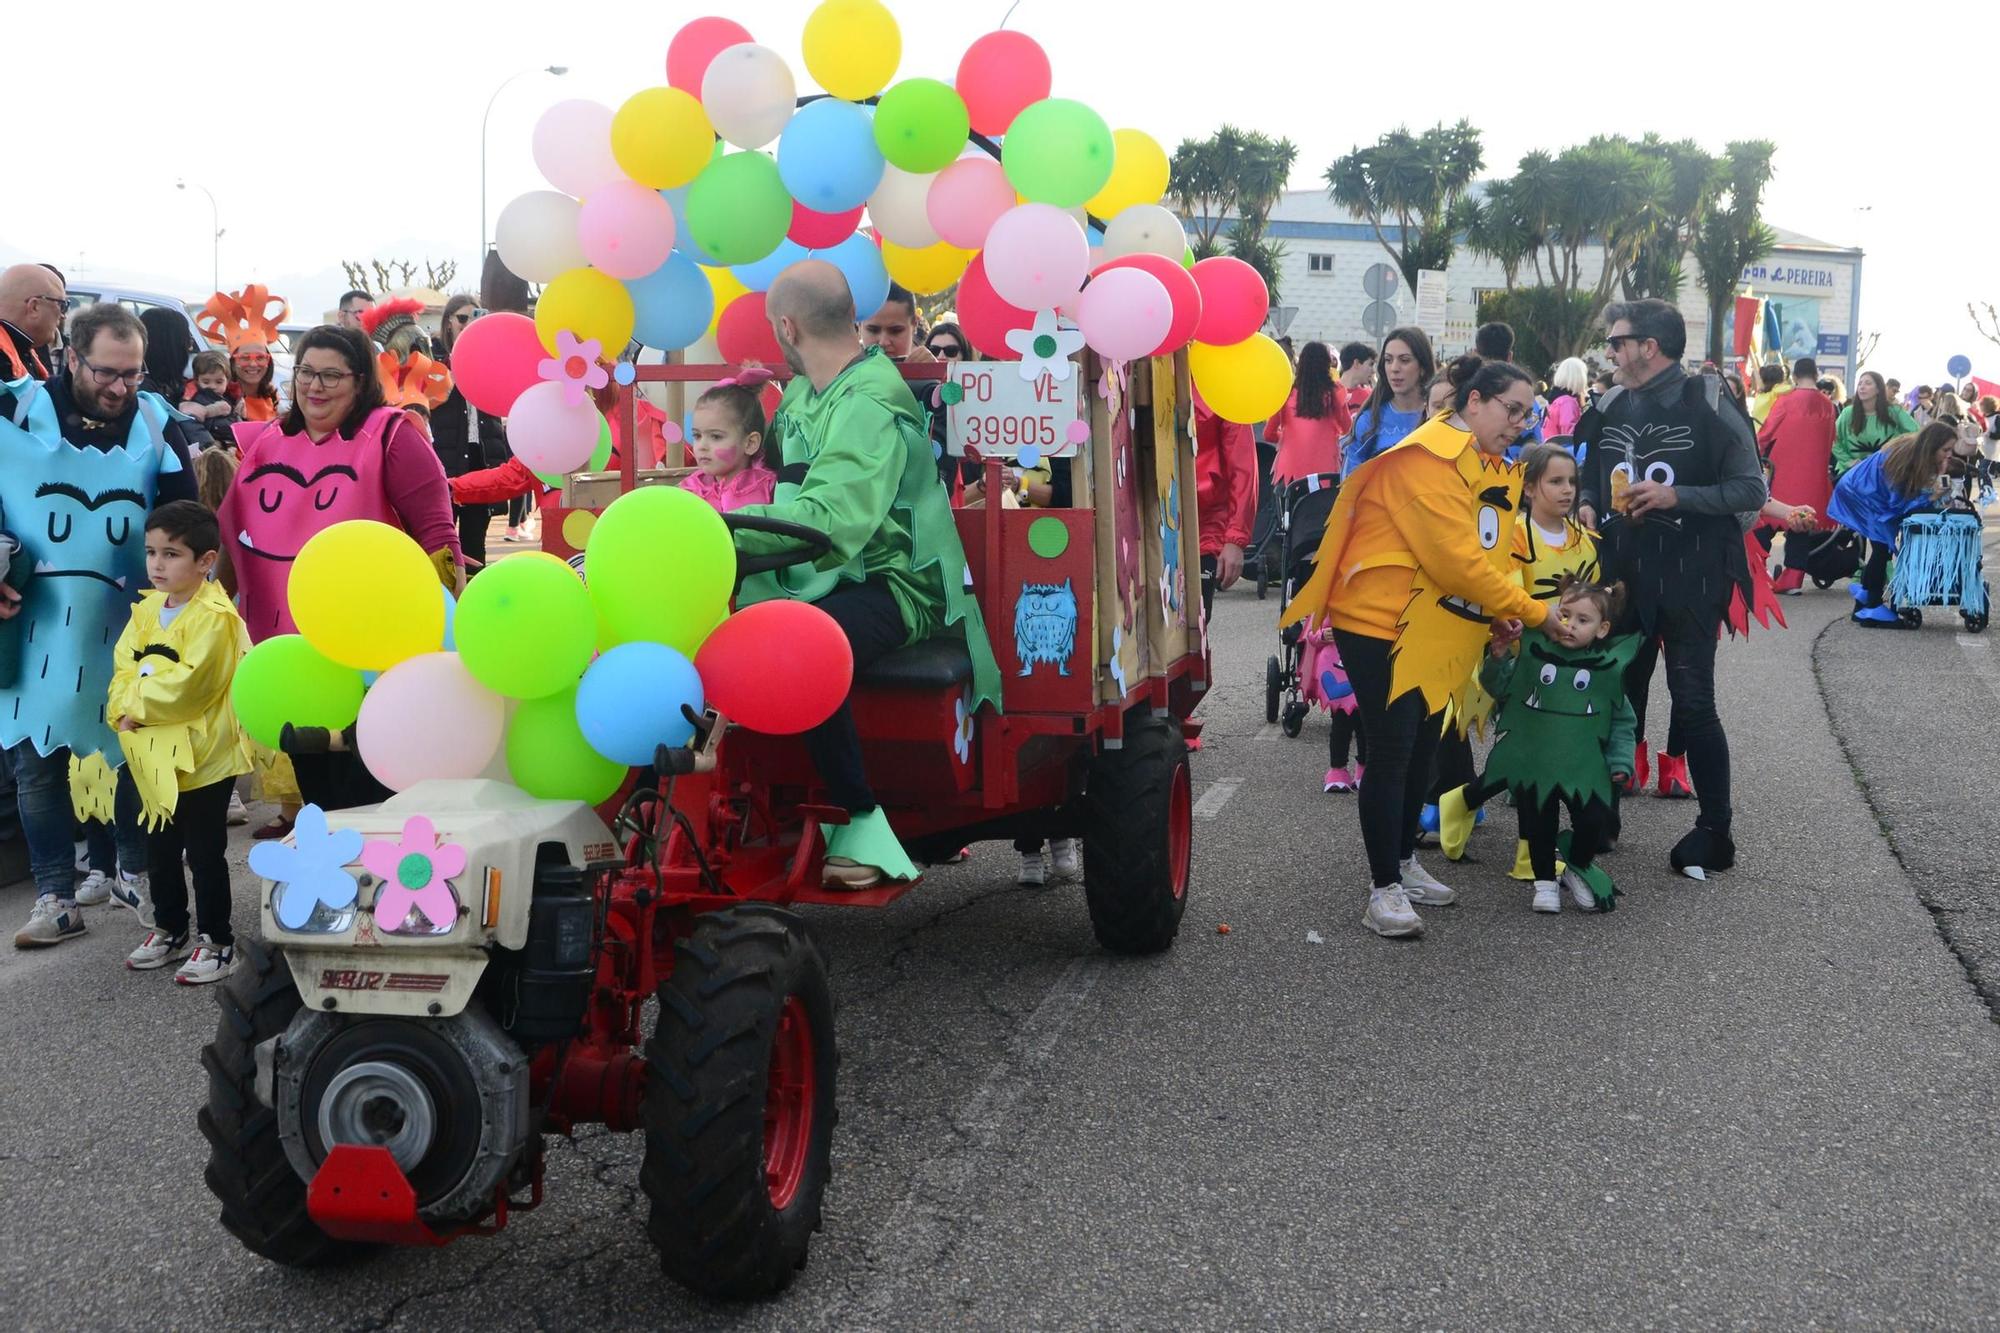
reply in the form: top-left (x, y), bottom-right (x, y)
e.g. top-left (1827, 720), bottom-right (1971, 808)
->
top-left (1017, 851), bottom-right (1048, 887)
top-left (1398, 855), bottom-right (1456, 906)
top-left (175, 935), bottom-right (238, 986)
top-left (109, 871), bottom-right (150, 922)
top-left (1363, 884), bottom-right (1424, 937)
top-left (126, 928), bottom-right (190, 970)
top-left (1531, 880), bottom-right (1561, 913)
top-left (73, 841), bottom-right (91, 872)
top-left (1561, 868), bottom-right (1596, 911)
top-left (14, 895), bottom-right (86, 948)
top-left (74, 869), bottom-right (113, 906)
top-left (1048, 838), bottom-right (1080, 880)
top-left (226, 791), bottom-right (250, 826)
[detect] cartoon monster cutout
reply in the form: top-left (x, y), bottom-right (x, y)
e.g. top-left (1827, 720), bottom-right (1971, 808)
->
top-left (0, 380), bottom-right (179, 759)
top-left (1482, 632), bottom-right (1641, 815)
top-left (1014, 579), bottom-right (1078, 676)
top-left (1389, 450), bottom-right (1525, 714)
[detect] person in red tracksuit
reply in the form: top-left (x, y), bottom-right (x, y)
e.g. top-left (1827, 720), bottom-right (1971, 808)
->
top-left (1756, 356), bottom-right (1837, 594)
top-left (1194, 393), bottom-right (1257, 622)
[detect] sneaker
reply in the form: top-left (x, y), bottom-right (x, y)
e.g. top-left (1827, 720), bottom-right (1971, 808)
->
top-left (73, 840), bottom-right (90, 872)
top-left (14, 895), bottom-right (86, 948)
top-left (1362, 884), bottom-right (1423, 938)
top-left (1398, 855), bottom-right (1456, 906)
top-left (126, 928), bottom-right (190, 970)
top-left (822, 857), bottom-right (883, 890)
top-left (226, 791), bottom-right (250, 826)
top-left (1017, 850), bottom-right (1048, 887)
top-left (1561, 868), bottom-right (1597, 911)
top-left (108, 872), bottom-right (152, 923)
top-left (1655, 752), bottom-right (1693, 799)
top-left (1323, 765), bottom-right (1357, 793)
top-left (74, 869), bottom-right (113, 906)
top-left (174, 935), bottom-right (237, 985)
top-left (1048, 838), bottom-right (1080, 879)
top-left (1531, 880), bottom-right (1561, 913)
top-left (502, 527), bottom-right (522, 543)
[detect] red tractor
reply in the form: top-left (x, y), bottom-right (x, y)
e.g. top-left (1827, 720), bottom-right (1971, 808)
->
top-left (201, 352), bottom-right (1206, 1296)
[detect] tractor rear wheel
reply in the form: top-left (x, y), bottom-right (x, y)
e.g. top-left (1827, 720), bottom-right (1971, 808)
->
top-left (1082, 717), bottom-right (1192, 955)
top-left (640, 905), bottom-right (837, 1299)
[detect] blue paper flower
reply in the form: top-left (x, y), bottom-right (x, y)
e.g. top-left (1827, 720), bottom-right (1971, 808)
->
top-left (249, 803), bottom-right (364, 931)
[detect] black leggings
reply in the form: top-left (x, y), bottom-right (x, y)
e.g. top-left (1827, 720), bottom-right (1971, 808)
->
top-left (1428, 728), bottom-right (1477, 802)
top-left (1334, 630), bottom-right (1442, 888)
top-left (1327, 710), bottom-right (1366, 768)
top-left (1858, 540), bottom-right (1892, 607)
top-left (1622, 604), bottom-right (1732, 835)
top-left (1519, 792), bottom-right (1611, 882)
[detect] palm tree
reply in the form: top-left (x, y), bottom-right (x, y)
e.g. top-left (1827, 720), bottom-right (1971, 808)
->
top-left (1692, 141), bottom-right (1778, 362)
top-left (1325, 120), bottom-right (1484, 292)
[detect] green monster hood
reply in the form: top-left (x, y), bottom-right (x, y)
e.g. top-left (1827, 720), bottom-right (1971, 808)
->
top-left (1483, 631), bottom-right (1639, 813)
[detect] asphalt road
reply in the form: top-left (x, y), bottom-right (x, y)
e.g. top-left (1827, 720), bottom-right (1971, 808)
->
top-left (4, 564), bottom-right (1999, 1331)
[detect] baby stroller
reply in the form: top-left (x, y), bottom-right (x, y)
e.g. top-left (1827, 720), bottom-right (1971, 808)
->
top-left (1890, 499), bottom-right (1990, 632)
top-left (1792, 526), bottom-right (1865, 589)
top-left (1264, 472), bottom-right (1342, 734)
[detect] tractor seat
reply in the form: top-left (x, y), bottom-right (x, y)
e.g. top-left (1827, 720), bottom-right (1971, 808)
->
top-left (859, 637), bottom-right (973, 690)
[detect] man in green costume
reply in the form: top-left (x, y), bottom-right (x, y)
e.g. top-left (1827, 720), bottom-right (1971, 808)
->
top-left (733, 261), bottom-right (1001, 888)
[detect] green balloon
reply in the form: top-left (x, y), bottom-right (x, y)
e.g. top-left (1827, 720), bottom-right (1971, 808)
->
top-left (231, 634), bottom-right (366, 750)
top-left (584, 485), bottom-right (734, 655)
top-left (684, 152), bottom-right (792, 266)
top-left (873, 78), bottom-right (971, 174)
top-left (536, 415), bottom-right (614, 489)
top-left (1001, 98), bottom-right (1114, 209)
top-left (456, 554), bottom-right (596, 700)
top-left (507, 687), bottom-right (627, 804)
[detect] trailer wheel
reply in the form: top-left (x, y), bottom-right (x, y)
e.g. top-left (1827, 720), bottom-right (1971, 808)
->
top-left (198, 938), bottom-right (366, 1268)
top-left (641, 905), bottom-right (837, 1300)
top-left (1082, 717), bottom-right (1192, 955)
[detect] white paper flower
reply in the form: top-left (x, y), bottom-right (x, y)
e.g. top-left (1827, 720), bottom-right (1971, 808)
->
top-left (953, 690), bottom-right (974, 764)
top-left (1005, 311), bottom-right (1085, 383)
top-left (1108, 627), bottom-right (1129, 696)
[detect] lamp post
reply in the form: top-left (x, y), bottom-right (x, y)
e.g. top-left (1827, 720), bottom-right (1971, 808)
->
top-left (482, 65), bottom-right (568, 267)
top-left (176, 179), bottom-right (223, 291)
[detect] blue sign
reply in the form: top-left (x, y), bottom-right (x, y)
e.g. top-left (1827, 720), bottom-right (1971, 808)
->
top-left (1817, 334), bottom-right (1849, 357)
top-left (1948, 353), bottom-right (1973, 378)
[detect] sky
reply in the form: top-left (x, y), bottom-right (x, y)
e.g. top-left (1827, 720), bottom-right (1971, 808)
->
top-left (6, 0), bottom-right (1997, 386)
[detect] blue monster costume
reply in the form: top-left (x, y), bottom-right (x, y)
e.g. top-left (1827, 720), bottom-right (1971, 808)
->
top-left (0, 376), bottom-right (183, 760)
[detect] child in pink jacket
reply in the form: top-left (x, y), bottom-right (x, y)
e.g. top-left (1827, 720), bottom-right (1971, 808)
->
top-left (681, 368), bottom-right (778, 513)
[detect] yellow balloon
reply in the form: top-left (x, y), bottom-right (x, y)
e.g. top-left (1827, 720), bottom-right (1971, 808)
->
top-left (801, 0), bottom-right (900, 101)
top-left (1086, 129), bottom-right (1171, 219)
top-left (1189, 334), bottom-right (1294, 425)
top-left (290, 521), bottom-right (445, 672)
top-left (703, 265), bottom-right (748, 337)
top-left (536, 267), bottom-right (636, 355)
top-left (881, 239), bottom-right (973, 296)
top-left (610, 87), bottom-right (715, 189)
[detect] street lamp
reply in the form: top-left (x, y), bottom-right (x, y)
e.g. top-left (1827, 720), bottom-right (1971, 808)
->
top-left (176, 179), bottom-right (223, 292)
top-left (482, 65), bottom-right (568, 267)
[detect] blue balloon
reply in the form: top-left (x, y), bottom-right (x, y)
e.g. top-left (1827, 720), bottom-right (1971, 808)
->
top-left (778, 99), bottom-right (884, 214)
top-left (1949, 353), bottom-right (1973, 379)
top-left (815, 232), bottom-right (890, 321)
top-left (626, 249), bottom-right (713, 351)
top-left (733, 239), bottom-right (808, 293)
top-left (660, 186), bottom-right (720, 267)
top-left (575, 643), bottom-right (703, 766)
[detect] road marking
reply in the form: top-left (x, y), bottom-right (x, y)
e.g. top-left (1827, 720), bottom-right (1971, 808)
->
top-left (1192, 776), bottom-right (1242, 819)
top-left (1958, 634), bottom-right (1988, 649)
top-left (1957, 635), bottom-right (2000, 709)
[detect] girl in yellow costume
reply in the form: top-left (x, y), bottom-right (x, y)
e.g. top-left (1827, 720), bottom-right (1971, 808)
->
top-left (1282, 358), bottom-right (1548, 939)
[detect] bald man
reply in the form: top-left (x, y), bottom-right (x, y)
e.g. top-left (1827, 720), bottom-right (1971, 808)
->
top-left (732, 261), bottom-right (1000, 889)
top-left (0, 263), bottom-right (68, 380)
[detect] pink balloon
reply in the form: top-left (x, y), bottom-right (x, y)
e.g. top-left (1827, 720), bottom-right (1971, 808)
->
top-left (956, 31), bottom-right (1051, 137)
top-left (1095, 252), bottom-right (1203, 355)
top-left (532, 100), bottom-right (624, 198)
top-left (451, 313), bottom-right (545, 416)
top-left (577, 181), bottom-right (677, 280)
top-left (981, 203), bottom-right (1089, 313)
top-left (926, 157), bottom-right (1016, 250)
top-left (1190, 256), bottom-right (1270, 347)
top-left (357, 653), bottom-right (506, 792)
top-left (507, 381), bottom-right (604, 474)
top-left (667, 16), bottom-right (754, 92)
top-left (1077, 268), bottom-right (1172, 362)
top-left (789, 200), bottom-right (863, 248)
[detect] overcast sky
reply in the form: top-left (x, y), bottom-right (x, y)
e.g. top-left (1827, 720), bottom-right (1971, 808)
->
top-left (7, 0), bottom-right (1995, 385)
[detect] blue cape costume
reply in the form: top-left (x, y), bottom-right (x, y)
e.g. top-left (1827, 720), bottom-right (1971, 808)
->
top-left (1826, 449), bottom-right (1925, 546)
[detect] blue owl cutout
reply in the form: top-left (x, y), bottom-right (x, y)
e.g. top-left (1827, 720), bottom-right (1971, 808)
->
top-left (1013, 579), bottom-right (1077, 677)
top-left (249, 804), bottom-right (365, 932)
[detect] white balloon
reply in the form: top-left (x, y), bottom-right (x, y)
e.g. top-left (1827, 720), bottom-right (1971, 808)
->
top-left (1100, 204), bottom-right (1188, 264)
top-left (701, 43), bottom-right (796, 150)
top-left (495, 191), bottom-right (587, 284)
top-left (867, 165), bottom-right (940, 249)
top-left (531, 100), bottom-right (623, 198)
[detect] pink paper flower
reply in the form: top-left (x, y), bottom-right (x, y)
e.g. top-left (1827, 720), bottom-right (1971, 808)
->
top-left (538, 330), bottom-right (610, 407)
top-left (360, 815), bottom-right (467, 935)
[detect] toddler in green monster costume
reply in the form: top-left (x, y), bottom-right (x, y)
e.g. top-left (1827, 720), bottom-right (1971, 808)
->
top-left (730, 261), bottom-right (1001, 889)
top-left (1479, 578), bottom-right (1637, 915)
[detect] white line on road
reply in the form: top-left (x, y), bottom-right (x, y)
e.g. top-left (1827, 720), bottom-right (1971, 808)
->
top-left (1956, 635), bottom-right (2000, 709)
top-left (1192, 776), bottom-right (1243, 818)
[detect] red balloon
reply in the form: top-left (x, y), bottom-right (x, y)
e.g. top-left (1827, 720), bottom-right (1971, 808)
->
top-left (956, 254), bottom-right (1035, 359)
top-left (666, 16), bottom-right (754, 92)
top-left (1189, 256), bottom-right (1270, 347)
top-left (956, 31), bottom-right (1051, 137)
top-left (695, 601), bottom-right (853, 734)
top-left (716, 291), bottom-right (783, 365)
top-left (1095, 252), bottom-right (1204, 356)
top-left (451, 312), bottom-right (545, 417)
top-left (789, 201), bottom-right (864, 248)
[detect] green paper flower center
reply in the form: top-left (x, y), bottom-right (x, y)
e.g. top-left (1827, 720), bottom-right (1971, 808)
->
top-left (1033, 334), bottom-right (1058, 358)
top-left (397, 853), bottom-right (433, 890)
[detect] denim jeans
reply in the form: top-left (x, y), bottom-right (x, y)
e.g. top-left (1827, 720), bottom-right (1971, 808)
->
top-left (7, 742), bottom-right (143, 900)
top-left (84, 767), bottom-right (147, 878)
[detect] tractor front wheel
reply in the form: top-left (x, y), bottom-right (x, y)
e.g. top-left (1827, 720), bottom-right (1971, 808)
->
top-left (640, 905), bottom-right (837, 1299)
top-left (1082, 717), bottom-right (1192, 955)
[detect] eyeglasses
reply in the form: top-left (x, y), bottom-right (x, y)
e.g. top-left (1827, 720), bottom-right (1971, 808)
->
top-left (233, 352), bottom-right (271, 365)
top-left (454, 308), bottom-right (485, 324)
top-left (74, 352), bottom-right (143, 387)
top-left (1605, 334), bottom-right (1653, 353)
top-left (927, 342), bottom-right (963, 358)
top-left (293, 367), bottom-right (356, 390)
top-left (1497, 398), bottom-right (1534, 423)
top-left (28, 294), bottom-right (75, 313)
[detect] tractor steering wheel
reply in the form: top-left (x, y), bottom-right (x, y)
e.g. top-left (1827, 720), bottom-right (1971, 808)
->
top-left (724, 512), bottom-right (835, 578)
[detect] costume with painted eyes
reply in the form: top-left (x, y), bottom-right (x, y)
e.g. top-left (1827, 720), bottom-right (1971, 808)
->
top-left (1480, 631), bottom-right (1640, 816)
top-left (0, 376), bottom-right (183, 759)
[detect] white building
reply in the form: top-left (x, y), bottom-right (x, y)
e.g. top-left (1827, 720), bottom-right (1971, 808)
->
top-left (1241, 191), bottom-right (1863, 377)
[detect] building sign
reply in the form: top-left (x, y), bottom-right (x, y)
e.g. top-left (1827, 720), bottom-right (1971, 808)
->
top-left (1817, 334), bottom-right (1850, 357)
top-left (945, 362), bottom-right (1081, 458)
top-left (1740, 262), bottom-right (1838, 291)
top-left (1414, 269), bottom-right (1448, 337)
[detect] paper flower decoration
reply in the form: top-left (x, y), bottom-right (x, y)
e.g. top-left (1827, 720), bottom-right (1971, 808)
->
top-left (196, 284), bottom-right (289, 352)
top-left (250, 804), bottom-right (364, 931)
top-left (1005, 312), bottom-right (1085, 383)
top-left (953, 689), bottom-right (974, 765)
top-left (538, 331), bottom-right (610, 406)
top-left (1108, 626), bottom-right (1129, 696)
top-left (377, 350), bottom-right (454, 411)
top-left (360, 815), bottom-right (467, 936)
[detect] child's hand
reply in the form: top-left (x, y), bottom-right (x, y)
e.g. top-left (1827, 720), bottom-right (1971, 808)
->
top-left (1611, 769), bottom-right (1632, 786)
top-left (117, 717), bottom-right (139, 733)
top-left (1785, 505), bottom-right (1817, 532)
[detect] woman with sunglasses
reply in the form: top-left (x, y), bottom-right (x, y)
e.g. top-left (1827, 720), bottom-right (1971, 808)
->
top-left (230, 343), bottom-right (280, 422)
